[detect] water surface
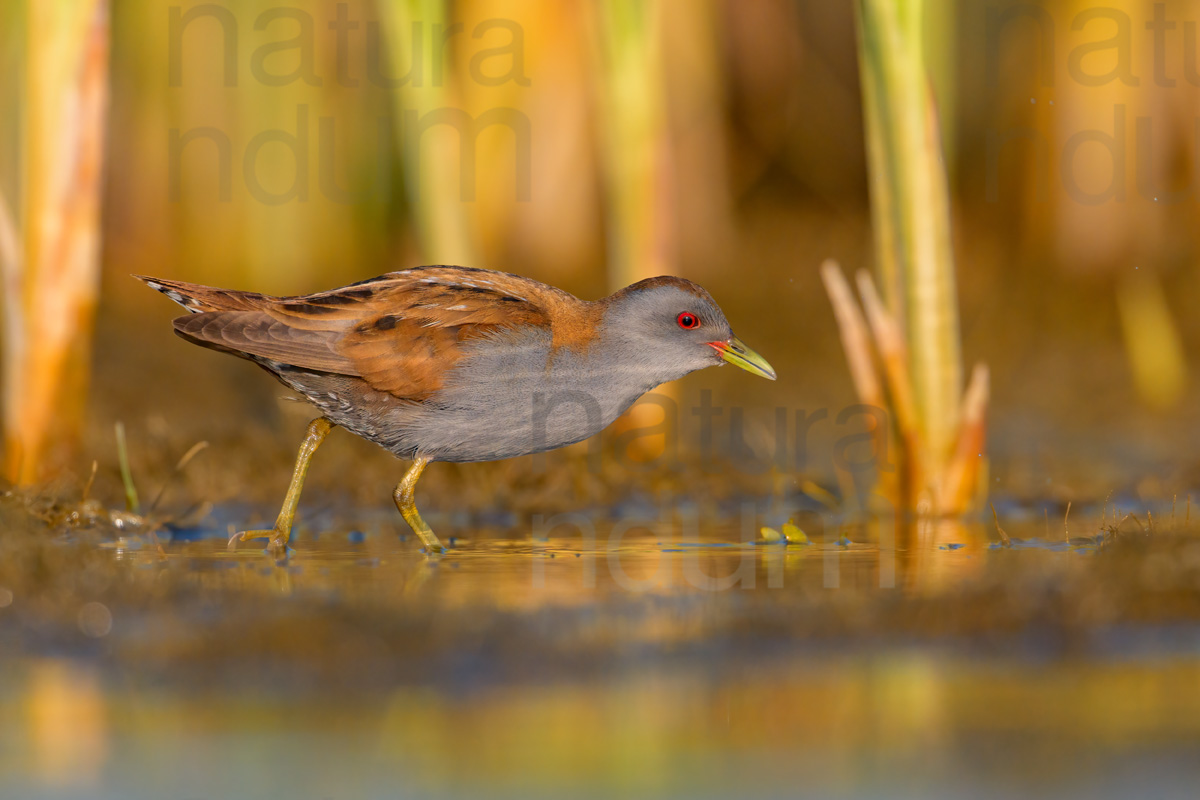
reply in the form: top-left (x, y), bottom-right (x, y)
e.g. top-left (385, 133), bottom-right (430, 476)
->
top-left (3, 514), bottom-right (1200, 798)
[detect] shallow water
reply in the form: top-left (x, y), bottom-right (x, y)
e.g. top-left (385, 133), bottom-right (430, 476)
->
top-left (3, 513), bottom-right (1200, 798)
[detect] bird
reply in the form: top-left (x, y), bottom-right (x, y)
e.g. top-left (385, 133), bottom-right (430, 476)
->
top-left (137, 266), bottom-right (776, 554)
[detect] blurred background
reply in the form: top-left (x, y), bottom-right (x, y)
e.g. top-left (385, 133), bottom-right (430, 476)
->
top-left (2, 0), bottom-right (1200, 506)
top-left (7, 2), bottom-right (1200, 798)
top-left (3, 0), bottom-right (1200, 506)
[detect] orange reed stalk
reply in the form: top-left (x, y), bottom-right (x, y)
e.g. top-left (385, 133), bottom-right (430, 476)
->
top-left (2, 0), bottom-right (110, 484)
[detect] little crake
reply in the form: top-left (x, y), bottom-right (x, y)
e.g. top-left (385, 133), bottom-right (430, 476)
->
top-left (139, 266), bottom-right (775, 553)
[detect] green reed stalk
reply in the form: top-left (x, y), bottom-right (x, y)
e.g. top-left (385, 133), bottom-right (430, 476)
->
top-left (380, 0), bottom-right (476, 265)
top-left (923, 0), bottom-right (957, 160)
top-left (854, 0), bottom-right (963, 481)
top-left (591, 0), bottom-right (670, 292)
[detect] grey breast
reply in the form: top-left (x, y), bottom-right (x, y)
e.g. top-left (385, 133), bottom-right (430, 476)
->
top-left (380, 327), bottom-right (664, 463)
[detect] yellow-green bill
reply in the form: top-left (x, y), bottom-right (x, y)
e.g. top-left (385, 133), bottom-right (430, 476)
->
top-left (716, 335), bottom-right (776, 381)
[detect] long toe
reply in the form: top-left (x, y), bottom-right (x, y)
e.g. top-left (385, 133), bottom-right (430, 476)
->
top-left (230, 528), bottom-right (289, 553)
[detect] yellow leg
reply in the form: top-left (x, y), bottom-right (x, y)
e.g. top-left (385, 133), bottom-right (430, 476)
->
top-left (231, 417), bottom-right (333, 554)
top-left (393, 456), bottom-right (445, 553)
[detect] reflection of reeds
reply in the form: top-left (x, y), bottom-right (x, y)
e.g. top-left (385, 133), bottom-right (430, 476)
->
top-left (2, 0), bottom-right (111, 484)
top-left (825, 0), bottom-right (987, 515)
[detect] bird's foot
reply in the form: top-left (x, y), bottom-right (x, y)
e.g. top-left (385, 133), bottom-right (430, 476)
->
top-left (419, 535), bottom-right (447, 556)
top-left (394, 456), bottom-right (447, 556)
top-left (400, 501), bottom-right (446, 555)
top-left (228, 526), bottom-right (290, 555)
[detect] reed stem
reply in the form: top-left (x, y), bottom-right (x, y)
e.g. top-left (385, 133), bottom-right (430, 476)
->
top-left (591, 0), bottom-right (672, 291)
top-left (380, 0), bottom-right (477, 265)
top-left (2, 0), bottom-right (110, 484)
top-left (854, 0), bottom-right (966, 494)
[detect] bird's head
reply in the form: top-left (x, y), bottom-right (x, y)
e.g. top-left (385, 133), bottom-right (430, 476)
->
top-left (602, 276), bottom-right (776, 383)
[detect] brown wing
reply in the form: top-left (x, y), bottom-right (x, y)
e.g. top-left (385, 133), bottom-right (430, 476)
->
top-left (335, 268), bottom-right (555, 398)
top-left (149, 267), bottom-right (571, 401)
top-left (135, 275), bottom-right (272, 313)
top-left (173, 310), bottom-right (355, 374)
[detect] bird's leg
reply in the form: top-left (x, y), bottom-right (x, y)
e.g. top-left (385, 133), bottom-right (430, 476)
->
top-left (232, 417), bottom-right (334, 554)
top-left (393, 456), bottom-right (445, 554)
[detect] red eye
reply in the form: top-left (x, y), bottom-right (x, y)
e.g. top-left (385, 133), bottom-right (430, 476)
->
top-left (677, 312), bottom-right (699, 330)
